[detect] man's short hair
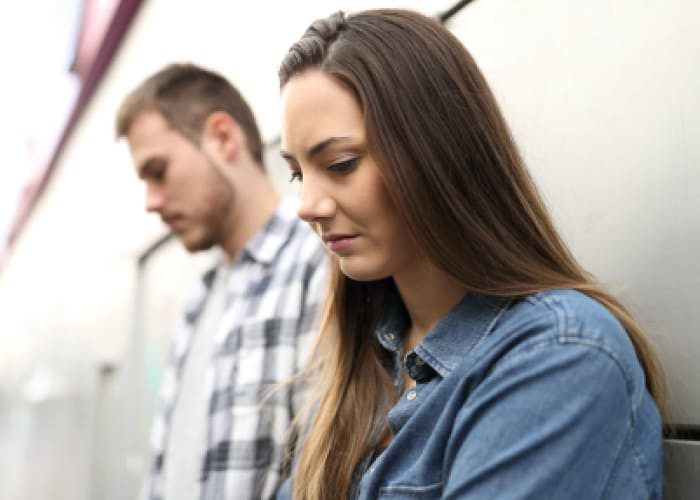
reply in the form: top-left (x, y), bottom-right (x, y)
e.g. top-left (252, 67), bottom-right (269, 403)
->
top-left (116, 63), bottom-right (264, 166)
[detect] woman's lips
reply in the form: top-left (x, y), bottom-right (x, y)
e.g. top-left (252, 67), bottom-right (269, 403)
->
top-left (323, 234), bottom-right (358, 252)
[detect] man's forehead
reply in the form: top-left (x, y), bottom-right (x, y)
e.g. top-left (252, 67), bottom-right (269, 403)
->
top-left (126, 110), bottom-right (179, 163)
top-left (127, 109), bottom-right (172, 141)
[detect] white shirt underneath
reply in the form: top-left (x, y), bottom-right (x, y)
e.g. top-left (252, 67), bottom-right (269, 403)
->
top-left (163, 264), bottom-right (231, 500)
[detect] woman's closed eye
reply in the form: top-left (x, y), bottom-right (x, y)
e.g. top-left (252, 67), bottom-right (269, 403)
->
top-left (288, 157), bottom-right (360, 183)
top-left (328, 157), bottom-right (360, 173)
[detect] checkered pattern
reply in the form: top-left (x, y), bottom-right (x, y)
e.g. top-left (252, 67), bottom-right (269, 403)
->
top-left (144, 197), bottom-right (327, 500)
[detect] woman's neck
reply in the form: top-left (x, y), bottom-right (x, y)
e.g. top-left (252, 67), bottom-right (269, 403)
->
top-left (393, 257), bottom-right (469, 353)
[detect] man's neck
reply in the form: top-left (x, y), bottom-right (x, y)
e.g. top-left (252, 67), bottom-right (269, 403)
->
top-left (220, 176), bottom-right (279, 262)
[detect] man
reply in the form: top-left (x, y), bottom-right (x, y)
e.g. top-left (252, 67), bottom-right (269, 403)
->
top-left (115, 63), bottom-right (326, 500)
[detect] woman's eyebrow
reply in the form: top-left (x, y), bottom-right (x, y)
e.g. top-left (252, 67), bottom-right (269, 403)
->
top-left (280, 136), bottom-right (354, 162)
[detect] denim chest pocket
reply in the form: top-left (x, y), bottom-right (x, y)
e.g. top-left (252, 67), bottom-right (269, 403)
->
top-left (378, 481), bottom-right (443, 499)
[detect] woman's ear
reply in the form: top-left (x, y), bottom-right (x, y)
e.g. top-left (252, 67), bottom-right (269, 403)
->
top-left (201, 111), bottom-right (241, 163)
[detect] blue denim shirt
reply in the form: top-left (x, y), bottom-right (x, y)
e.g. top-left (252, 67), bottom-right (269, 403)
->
top-left (279, 288), bottom-right (662, 499)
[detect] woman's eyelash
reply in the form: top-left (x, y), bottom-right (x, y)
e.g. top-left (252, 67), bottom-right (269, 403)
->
top-left (288, 157), bottom-right (359, 183)
top-left (328, 157), bottom-right (360, 172)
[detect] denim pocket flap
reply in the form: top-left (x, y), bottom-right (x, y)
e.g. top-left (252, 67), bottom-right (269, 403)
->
top-left (378, 481), bottom-right (443, 498)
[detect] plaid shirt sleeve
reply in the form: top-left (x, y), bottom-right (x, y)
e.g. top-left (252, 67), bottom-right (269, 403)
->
top-left (142, 198), bottom-right (328, 500)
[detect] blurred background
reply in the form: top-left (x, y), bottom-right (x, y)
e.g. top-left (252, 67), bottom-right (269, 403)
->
top-left (0, 1), bottom-right (697, 499)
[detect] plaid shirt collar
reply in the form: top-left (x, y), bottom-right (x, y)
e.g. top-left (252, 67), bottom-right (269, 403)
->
top-left (195, 195), bottom-right (305, 309)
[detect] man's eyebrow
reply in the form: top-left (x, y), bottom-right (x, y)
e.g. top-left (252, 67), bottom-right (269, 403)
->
top-left (280, 136), bottom-right (354, 162)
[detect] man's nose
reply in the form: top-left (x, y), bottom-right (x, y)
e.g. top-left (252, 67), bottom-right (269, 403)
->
top-left (145, 185), bottom-right (165, 213)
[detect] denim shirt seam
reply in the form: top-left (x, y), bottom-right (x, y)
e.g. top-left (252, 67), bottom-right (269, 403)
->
top-left (472, 298), bottom-right (514, 351)
top-left (526, 293), bottom-right (642, 418)
top-left (525, 293), bottom-right (568, 338)
top-left (630, 440), bottom-right (655, 494)
top-left (494, 336), bottom-right (640, 497)
top-left (597, 408), bottom-right (654, 499)
top-left (497, 334), bottom-right (640, 418)
top-left (599, 419), bottom-right (634, 498)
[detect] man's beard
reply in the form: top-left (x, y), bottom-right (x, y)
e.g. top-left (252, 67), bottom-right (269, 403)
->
top-left (181, 158), bottom-right (235, 253)
top-left (182, 227), bottom-right (218, 253)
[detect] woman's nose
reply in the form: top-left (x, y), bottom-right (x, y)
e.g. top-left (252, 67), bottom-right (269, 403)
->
top-left (297, 178), bottom-right (336, 223)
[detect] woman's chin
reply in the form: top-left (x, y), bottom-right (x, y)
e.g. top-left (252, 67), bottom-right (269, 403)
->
top-left (339, 258), bottom-right (390, 282)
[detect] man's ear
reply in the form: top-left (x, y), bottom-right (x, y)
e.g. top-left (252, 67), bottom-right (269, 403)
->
top-left (201, 111), bottom-right (240, 162)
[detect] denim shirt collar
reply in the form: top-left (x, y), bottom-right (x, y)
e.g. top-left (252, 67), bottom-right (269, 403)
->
top-left (375, 286), bottom-right (511, 379)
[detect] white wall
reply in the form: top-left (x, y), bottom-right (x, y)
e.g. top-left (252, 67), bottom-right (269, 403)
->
top-left (448, 0), bottom-right (700, 423)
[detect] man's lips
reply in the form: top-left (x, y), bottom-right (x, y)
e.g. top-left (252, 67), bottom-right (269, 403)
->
top-left (162, 215), bottom-right (186, 230)
top-left (322, 233), bottom-right (358, 252)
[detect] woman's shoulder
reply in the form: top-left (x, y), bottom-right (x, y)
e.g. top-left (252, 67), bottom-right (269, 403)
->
top-left (442, 289), bottom-right (661, 499)
top-left (503, 289), bottom-right (631, 343)
top-left (494, 288), bottom-right (644, 392)
top-left (524, 288), bottom-right (629, 337)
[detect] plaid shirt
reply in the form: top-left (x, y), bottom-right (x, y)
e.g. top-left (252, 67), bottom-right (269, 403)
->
top-left (144, 197), bottom-right (327, 500)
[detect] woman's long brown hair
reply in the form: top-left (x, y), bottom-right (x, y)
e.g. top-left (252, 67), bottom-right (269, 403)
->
top-left (279, 9), bottom-right (666, 499)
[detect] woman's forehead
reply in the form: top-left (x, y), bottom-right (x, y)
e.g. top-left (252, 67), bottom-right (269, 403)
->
top-left (280, 70), bottom-right (365, 158)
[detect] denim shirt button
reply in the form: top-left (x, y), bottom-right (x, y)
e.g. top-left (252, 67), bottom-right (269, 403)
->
top-left (407, 390), bottom-right (417, 401)
top-left (414, 356), bottom-right (425, 366)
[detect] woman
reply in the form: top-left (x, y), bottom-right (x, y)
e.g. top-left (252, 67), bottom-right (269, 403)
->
top-left (278, 9), bottom-right (663, 500)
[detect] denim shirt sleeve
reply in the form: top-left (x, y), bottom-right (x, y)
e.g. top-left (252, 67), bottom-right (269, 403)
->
top-left (443, 339), bottom-right (644, 499)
